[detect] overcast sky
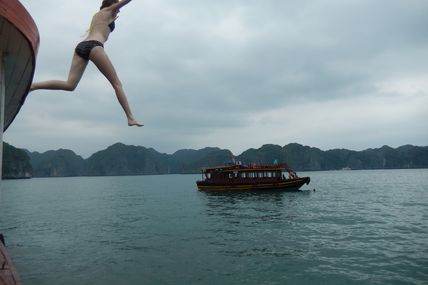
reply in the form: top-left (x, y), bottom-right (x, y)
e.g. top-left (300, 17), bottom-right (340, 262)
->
top-left (5, 0), bottom-right (428, 157)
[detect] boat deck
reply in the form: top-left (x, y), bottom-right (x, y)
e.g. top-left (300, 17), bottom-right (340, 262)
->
top-left (0, 238), bottom-right (22, 285)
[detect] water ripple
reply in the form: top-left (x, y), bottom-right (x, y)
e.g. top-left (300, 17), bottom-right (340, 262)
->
top-left (0, 170), bottom-right (427, 285)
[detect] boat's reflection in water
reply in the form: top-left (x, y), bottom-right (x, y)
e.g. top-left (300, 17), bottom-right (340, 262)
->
top-left (202, 188), bottom-right (312, 203)
top-left (200, 189), bottom-right (313, 225)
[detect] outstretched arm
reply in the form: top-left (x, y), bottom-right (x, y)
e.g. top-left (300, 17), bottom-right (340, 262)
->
top-left (107, 0), bottom-right (132, 12)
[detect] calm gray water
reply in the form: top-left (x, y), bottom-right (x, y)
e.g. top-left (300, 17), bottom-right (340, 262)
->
top-left (0, 170), bottom-right (427, 285)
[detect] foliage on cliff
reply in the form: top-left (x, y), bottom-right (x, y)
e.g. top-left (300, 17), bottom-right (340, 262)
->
top-left (4, 142), bottom-right (427, 178)
top-left (2, 142), bottom-right (32, 179)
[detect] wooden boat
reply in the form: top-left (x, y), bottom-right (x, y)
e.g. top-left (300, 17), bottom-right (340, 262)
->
top-left (0, 236), bottom-right (22, 285)
top-left (1, 1), bottom-right (39, 284)
top-left (196, 161), bottom-right (310, 191)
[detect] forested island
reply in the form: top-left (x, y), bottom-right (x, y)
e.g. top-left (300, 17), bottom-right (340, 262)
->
top-left (2, 142), bottom-right (428, 179)
top-left (2, 142), bottom-right (32, 179)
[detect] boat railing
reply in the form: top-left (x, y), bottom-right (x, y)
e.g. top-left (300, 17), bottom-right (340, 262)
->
top-left (200, 162), bottom-right (300, 179)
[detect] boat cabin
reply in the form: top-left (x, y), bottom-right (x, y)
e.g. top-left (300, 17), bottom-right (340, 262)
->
top-left (201, 163), bottom-right (297, 182)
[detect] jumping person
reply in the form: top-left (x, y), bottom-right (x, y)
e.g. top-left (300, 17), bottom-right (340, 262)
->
top-left (30, 0), bottom-right (143, 127)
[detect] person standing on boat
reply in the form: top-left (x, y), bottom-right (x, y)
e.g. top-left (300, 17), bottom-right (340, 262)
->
top-left (30, 0), bottom-right (143, 127)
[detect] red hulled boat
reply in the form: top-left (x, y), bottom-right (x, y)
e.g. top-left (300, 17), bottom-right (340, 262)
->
top-left (197, 161), bottom-right (310, 191)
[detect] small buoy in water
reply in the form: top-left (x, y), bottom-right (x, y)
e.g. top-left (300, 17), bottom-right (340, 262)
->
top-left (313, 188), bottom-right (316, 192)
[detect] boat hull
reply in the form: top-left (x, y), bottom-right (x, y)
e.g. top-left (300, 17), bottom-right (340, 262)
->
top-left (197, 177), bottom-right (310, 191)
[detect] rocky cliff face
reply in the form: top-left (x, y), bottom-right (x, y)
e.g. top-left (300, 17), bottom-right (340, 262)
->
top-left (169, 147), bottom-right (232, 173)
top-left (85, 143), bottom-right (170, 176)
top-left (238, 143), bottom-right (428, 171)
top-left (28, 149), bottom-right (85, 177)
top-left (2, 143), bottom-right (32, 179)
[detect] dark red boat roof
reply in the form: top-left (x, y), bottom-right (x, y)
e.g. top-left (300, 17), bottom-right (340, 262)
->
top-left (0, 0), bottom-right (39, 54)
top-left (0, 0), bottom-right (40, 131)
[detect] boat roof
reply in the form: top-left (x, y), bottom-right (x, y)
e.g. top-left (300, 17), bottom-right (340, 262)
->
top-left (202, 163), bottom-right (286, 173)
top-left (0, 0), bottom-right (40, 131)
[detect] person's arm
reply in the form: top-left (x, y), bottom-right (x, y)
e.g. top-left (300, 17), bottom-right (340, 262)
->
top-left (106, 0), bottom-right (132, 12)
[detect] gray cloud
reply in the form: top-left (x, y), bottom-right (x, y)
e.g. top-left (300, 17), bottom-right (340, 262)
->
top-left (6, 0), bottom-right (428, 157)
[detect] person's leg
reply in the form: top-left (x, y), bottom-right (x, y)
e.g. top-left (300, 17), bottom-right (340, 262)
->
top-left (89, 47), bottom-right (143, 127)
top-left (30, 53), bottom-right (88, 92)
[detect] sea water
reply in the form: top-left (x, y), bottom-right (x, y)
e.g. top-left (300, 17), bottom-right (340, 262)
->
top-left (0, 169), bottom-right (427, 285)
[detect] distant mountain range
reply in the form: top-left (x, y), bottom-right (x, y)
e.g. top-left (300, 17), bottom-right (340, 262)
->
top-left (2, 142), bottom-right (428, 179)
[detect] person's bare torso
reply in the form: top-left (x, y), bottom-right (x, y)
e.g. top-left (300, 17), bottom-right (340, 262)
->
top-left (85, 9), bottom-right (116, 43)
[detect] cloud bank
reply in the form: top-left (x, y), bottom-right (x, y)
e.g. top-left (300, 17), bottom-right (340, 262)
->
top-left (5, 0), bottom-right (428, 157)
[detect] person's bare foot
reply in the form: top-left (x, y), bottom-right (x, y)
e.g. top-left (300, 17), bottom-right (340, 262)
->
top-left (128, 119), bottom-right (144, 127)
